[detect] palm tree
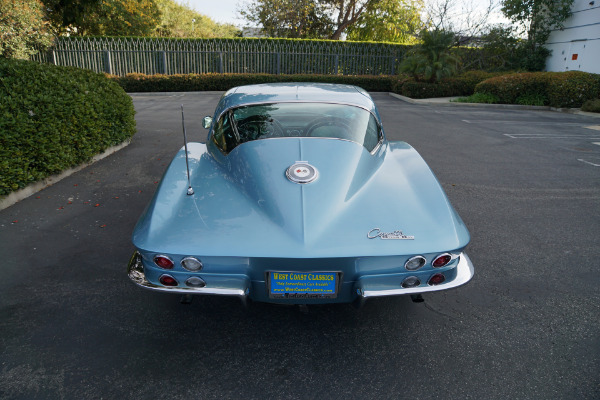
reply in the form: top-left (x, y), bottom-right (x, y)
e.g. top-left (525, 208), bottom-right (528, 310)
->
top-left (401, 29), bottom-right (461, 83)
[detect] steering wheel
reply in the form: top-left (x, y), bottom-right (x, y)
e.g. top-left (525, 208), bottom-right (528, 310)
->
top-left (237, 116), bottom-right (284, 140)
top-left (306, 116), bottom-right (354, 139)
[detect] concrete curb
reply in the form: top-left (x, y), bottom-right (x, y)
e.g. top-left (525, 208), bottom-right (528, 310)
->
top-left (0, 140), bottom-right (131, 211)
top-left (388, 92), bottom-right (600, 117)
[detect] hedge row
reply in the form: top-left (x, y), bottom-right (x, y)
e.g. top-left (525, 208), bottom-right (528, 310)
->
top-left (475, 71), bottom-right (600, 108)
top-left (110, 73), bottom-right (401, 93)
top-left (0, 58), bottom-right (136, 196)
top-left (109, 71), bottom-right (500, 98)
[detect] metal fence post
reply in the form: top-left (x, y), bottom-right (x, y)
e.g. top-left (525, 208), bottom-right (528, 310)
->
top-left (276, 52), bottom-right (281, 75)
top-left (334, 54), bottom-right (339, 75)
top-left (390, 56), bottom-right (395, 75)
top-left (219, 52), bottom-right (224, 73)
top-left (104, 50), bottom-right (113, 75)
top-left (160, 51), bottom-right (167, 74)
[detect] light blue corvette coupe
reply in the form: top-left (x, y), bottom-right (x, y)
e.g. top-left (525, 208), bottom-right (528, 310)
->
top-left (127, 83), bottom-right (474, 305)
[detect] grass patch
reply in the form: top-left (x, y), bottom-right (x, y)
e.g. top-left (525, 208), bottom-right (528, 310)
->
top-left (452, 92), bottom-right (500, 104)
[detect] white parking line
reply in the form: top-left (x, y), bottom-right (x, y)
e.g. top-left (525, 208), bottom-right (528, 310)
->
top-left (463, 120), bottom-right (584, 126)
top-left (578, 159), bottom-right (600, 167)
top-left (593, 142), bottom-right (600, 146)
top-left (505, 134), bottom-right (600, 139)
top-left (585, 125), bottom-right (600, 131)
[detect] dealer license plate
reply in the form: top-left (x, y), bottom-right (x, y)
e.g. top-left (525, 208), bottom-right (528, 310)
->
top-left (269, 271), bottom-right (338, 299)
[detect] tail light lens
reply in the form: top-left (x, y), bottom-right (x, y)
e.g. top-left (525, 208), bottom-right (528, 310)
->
top-left (405, 256), bottom-right (426, 271)
top-left (154, 255), bottom-right (174, 269)
top-left (401, 276), bottom-right (421, 288)
top-left (428, 273), bottom-right (446, 285)
top-left (181, 256), bottom-right (203, 271)
top-left (159, 274), bottom-right (178, 286)
top-left (432, 253), bottom-right (452, 268)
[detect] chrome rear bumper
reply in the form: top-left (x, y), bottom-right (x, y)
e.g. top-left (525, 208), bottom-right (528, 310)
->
top-left (127, 251), bottom-right (249, 298)
top-left (356, 252), bottom-right (474, 299)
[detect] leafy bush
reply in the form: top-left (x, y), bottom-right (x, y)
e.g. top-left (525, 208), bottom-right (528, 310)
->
top-left (475, 71), bottom-right (600, 107)
top-left (0, 58), bottom-right (136, 196)
top-left (110, 72), bottom-right (404, 93)
top-left (581, 99), bottom-right (600, 113)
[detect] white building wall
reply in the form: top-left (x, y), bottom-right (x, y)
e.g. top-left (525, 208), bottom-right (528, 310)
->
top-left (545, 0), bottom-right (600, 73)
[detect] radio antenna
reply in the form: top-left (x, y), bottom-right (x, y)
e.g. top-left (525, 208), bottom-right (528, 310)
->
top-left (181, 105), bottom-right (194, 196)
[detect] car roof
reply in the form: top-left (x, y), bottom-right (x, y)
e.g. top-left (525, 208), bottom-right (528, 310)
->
top-left (214, 83), bottom-right (378, 118)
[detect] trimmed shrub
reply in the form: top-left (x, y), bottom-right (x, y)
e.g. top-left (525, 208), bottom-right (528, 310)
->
top-left (546, 71), bottom-right (600, 108)
top-left (474, 72), bottom-right (550, 104)
top-left (398, 70), bottom-right (506, 98)
top-left (110, 72), bottom-right (405, 93)
top-left (0, 58), bottom-right (136, 196)
top-left (475, 71), bottom-right (600, 108)
top-left (581, 99), bottom-right (600, 113)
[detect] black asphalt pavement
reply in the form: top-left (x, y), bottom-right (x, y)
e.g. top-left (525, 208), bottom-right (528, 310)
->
top-left (1, 92), bottom-right (599, 399)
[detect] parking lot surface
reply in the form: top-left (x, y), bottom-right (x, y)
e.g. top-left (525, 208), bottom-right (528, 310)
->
top-left (1, 92), bottom-right (599, 399)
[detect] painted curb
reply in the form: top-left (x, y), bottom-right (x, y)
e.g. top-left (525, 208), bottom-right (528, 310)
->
top-left (0, 140), bottom-right (131, 211)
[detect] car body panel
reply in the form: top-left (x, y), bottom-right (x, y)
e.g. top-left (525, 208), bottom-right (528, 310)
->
top-left (128, 83), bottom-right (473, 304)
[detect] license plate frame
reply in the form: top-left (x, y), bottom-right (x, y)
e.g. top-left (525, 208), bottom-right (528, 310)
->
top-left (267, 271), bottom-right (340, 299)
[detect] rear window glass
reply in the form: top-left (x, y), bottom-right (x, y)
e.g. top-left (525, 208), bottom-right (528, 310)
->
top-left (211, 103), bottom-right (382, 154)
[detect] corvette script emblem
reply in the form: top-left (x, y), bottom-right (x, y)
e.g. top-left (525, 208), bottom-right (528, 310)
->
top-left (367, 228), bottom-right (414, 240)
top-left (286, 161), bottom-right (318, 184)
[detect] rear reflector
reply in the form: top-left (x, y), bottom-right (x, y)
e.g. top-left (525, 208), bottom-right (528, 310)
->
top-left (159, 274), bottom-right (178, 286)
top-left (428, 273), bottom-right (446, 285)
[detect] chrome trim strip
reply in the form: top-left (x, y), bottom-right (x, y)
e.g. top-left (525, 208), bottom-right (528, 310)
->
top-left (358, 252), bottom-right (474, 298)
top-left (127, 252), bottom-right (248, 297)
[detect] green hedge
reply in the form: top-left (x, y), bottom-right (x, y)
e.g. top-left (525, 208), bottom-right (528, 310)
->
top-left (110, 72), bottom-right (402, 92)
top-left (110, 70), bottom-right (504, 99)
top-left (475, 71), bottom-right (600, 108)
top-left (399, 71), bottom-right (508, 99)
top-left (0, 58), bottom-right (136, 196)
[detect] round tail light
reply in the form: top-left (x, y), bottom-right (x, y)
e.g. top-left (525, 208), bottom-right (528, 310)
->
top-left (159, 274), bottom-right (178, 286)
top-left (405, 256), bottom-right (426, 271)
top-left (428, 273), bottom-right (446, 285)
top-left (432, 253), bottom-right (452, 268)
top-left (154, 255), bottom-right (174, 269)
top-left (181, 256), bottom-right (203, 271)
top-left (401, 276), bottom-right (421, 288)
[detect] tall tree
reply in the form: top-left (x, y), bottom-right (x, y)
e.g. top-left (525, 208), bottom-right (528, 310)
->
top-left (240, 0), bottom-right (332, 38)
top-left (240, 0), bottom-right (387, 40)
top-left (322, 0), bottom-right (370, 40)
top-left (155, 0), bottom-right (240, 38)
top-left (501, 0), bottom-right (573, 70)
top-left (43, 0), bottom-right (100, 35)
top-left (345, 0), bottom-right (423, 43)
top-left (86, 0), bottom-right (162, 36)
top-left (0, 0), bottom-right (52, 59)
